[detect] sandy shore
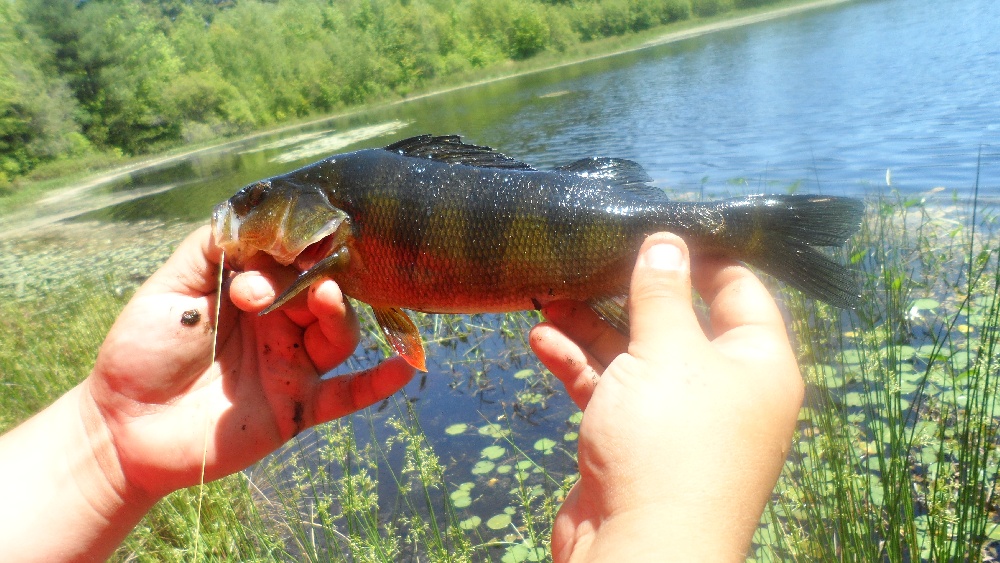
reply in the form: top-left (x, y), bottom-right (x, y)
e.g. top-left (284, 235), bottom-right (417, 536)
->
top-left (3, 0), bottom-right (852, 240)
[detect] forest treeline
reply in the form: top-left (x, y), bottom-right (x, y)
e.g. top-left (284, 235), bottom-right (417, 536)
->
top-left (1, 0), bottom-right (781, 187)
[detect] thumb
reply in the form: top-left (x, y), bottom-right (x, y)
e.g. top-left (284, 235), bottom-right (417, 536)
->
top-left (627, 233), bottom-right (702, 360)
top-left (143, 225), bottom-right (223, 297)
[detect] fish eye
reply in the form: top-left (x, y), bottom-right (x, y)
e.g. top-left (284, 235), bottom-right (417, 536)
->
top-left (231, 181), bottom-right (270, 215)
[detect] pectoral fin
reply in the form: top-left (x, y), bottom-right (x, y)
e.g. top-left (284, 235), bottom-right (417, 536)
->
top-left (586, 295), bottom-right (629, 336)
top-left (260, 246), bottom-right (351, 315)
top-left (372, 307), bottom-right (427, 372)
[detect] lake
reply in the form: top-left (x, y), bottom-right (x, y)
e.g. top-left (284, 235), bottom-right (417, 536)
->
top-left (5, 0), bottom-right (1000, 556)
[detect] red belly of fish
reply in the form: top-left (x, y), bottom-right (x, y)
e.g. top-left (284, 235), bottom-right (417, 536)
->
top-left (334, 236), bottom-right (631, 314)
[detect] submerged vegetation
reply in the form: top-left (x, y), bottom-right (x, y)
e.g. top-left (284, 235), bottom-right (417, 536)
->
top-left (1, 0), bottom-right (807, 189)
top-left (3, 183), bottom-right (1000, 560)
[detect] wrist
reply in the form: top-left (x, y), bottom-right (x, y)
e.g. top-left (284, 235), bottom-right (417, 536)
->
top-left (76, 380), bottom-right (161, 516)
top-left (0, 383), bottom-right (158, 560)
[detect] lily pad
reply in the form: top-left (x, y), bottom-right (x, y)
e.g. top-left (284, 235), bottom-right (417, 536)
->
top-left (568, 411), bottom-right (583, 425)
top-left (450, 488), bottom-right (472, 508)
top-left (563, 431), bottom-right (578, 442)
top-left (472, 460), bottom-right (496, 475)
top-left (486, 513), bottom-right (512, 530)
top-left (459, 516), bottom-right (481, 530)
top-left (844, 392), bottom-right (864, 407)
top-left (514, 369), bottom-right (534, 380)
top-left (496, 464), bottom-right (512, 474)
top-left (910, 298), bottom-right (940, 311)
top-left (445, 423), bottom-right (468, 435)
top-left (481, 445), bottom-right (506, 460)
top-left (841, 349), bottom-right (863, 365)
top-left (516, 460), bottom-right (534, 470)
top-left (534, 438), bottom-right (557, 454)
top-left (502, 544), bottom-right (547, 563)
top-left (479, 423), bottom-right (510, 438)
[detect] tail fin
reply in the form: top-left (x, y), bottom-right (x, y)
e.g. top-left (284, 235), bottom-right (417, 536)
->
top-left (721, 194), bottom-right (865, 308)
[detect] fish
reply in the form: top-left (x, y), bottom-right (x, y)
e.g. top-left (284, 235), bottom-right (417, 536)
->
top-left (212, 134), bottom-right (865, 371)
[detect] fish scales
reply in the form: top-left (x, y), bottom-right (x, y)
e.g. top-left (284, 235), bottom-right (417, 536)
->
top-left (213, 134), bottom-right (865, 370)
top-left (340, 151), bottom-right (641, 312)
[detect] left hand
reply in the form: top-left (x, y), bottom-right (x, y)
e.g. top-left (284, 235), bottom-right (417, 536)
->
top-left (84, 226), bottom-right (414, 502)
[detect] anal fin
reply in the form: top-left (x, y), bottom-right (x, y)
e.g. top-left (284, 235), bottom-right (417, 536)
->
top-left (586, 295), bottom-right (629, 336)
top-left (372, 306), bottom-right (427, 372)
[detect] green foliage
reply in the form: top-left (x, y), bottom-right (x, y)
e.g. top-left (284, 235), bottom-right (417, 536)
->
top-left (0, 0), bottom-right (794, 186)
top-left (0, 1), bottom-right (88, 188)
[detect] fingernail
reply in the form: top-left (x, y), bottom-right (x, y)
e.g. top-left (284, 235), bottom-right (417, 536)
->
top-left (642, 243), bottom-right (684, 271)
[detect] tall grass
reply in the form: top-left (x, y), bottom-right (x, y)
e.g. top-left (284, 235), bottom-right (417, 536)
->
top-left (753, 187), bottom-right (1000, 561)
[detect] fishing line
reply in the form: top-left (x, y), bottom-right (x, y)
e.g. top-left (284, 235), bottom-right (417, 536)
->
top-left (194, 248), bottom-right (225, 561)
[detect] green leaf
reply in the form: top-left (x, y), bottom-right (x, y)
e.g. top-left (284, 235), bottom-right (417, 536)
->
top-left (479, 423), bottom-right (510, 438)
top-left (563, 431), bottom-right (578, 442)
top-left (841, 349), bottom-right (863, 365)
top-left (481, 445), bottom-right (506, 460)
top-left (534, 437), bottom-right (557, 454)
top-left (844, 392), bottom-right (864, 407)
top-left (472, 460), bottom-right (495, 475)
top-left (514, 369), bottom-right (534, 380)
top-left (445, 423), bottom-right (468, 435)
top-left (910, 298), bottom-right (940, 311)
top-left (486, 513), bottom-right (512, 530)
top-left (459, 516), bottom-right (481, 530)
top-left (568, 411), bottom-right (583, 425)
top-left (501, 544), bottom-right (530, 563)
top-left (496, 464), bottom-right (512, 474)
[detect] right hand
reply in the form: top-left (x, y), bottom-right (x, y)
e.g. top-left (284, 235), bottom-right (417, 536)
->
top-left (530, 233), bottom-right (803, 562)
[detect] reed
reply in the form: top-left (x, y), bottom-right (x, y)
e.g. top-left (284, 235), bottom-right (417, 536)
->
top-left (753, 185), bottom-right (1000, 561)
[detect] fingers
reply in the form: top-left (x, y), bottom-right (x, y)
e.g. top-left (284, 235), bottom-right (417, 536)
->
top-left (313, 357), bottom-right (415, 425)
top-left (541, 301), bottom-right (627, 368)
top-left (229, 266), bottom-right (311, 323)
top-left (529, 323), bottom-right (606, 409)
top-left (627, 233), bottom-right (703, 361)
top-left (304, 280), bottom-right (361, 373)
top-left (691, 258), bottom-right (788, 342)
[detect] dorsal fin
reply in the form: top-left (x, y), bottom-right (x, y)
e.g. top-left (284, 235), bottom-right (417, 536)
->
top-left (383, 135), bottom-right (535, 170)
top-left (555, 157), bottom-right (665, 199)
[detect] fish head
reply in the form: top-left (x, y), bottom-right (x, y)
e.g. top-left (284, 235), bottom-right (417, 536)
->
top-left (212, 178), bottom-right (349, 267)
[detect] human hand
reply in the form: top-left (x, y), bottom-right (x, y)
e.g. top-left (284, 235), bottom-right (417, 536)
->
top-left (85, 226), bottom-right (414, 502)
top-left (530, 233), bottom-right (803, 562)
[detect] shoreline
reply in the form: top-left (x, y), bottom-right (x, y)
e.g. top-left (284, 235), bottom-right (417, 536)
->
top-left (3, 0), bottom-right (852, 239)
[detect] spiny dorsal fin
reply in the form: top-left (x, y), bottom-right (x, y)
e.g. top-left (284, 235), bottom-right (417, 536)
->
top-left (383, 135), bottom-right (535, 171)
top-left (555, 157), bottom-right (665, 199)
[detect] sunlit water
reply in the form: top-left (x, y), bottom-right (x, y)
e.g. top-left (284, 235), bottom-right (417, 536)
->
top-left (6, 0), bottom-right (1000, 553)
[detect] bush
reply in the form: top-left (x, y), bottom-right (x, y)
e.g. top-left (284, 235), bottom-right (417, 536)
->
top-left (692, 0), bottom-right (733, 17)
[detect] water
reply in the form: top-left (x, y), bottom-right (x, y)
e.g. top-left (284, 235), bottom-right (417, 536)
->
top-left (7, 0), bottom-right (1000, 553)
top-left (14, 0), bottom-right (995, 236)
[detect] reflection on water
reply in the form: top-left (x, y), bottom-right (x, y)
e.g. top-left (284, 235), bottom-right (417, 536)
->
top-left (268, 120), bottom-right (411, 163)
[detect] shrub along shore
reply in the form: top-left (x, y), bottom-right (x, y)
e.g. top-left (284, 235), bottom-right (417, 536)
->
top-left (0, 0), bottom-right (843, 198)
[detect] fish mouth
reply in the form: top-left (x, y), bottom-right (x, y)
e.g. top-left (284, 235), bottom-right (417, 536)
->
top-left (211, 196), bottom-right (349, 268)
top-left (212, 200), bottom-right (259, 266)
